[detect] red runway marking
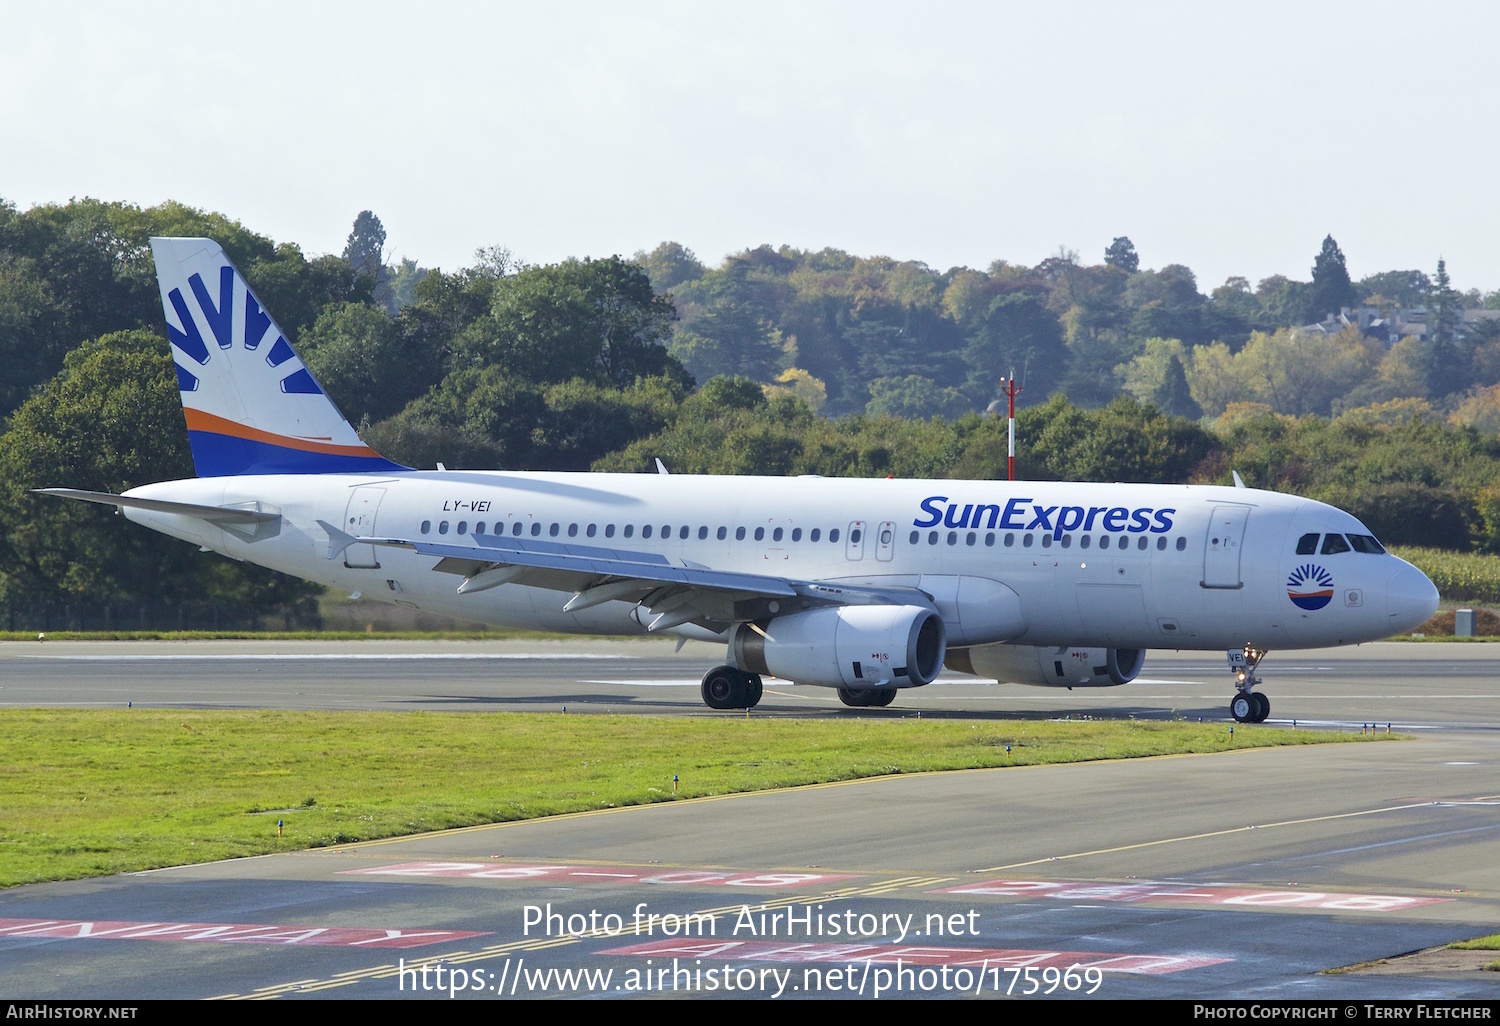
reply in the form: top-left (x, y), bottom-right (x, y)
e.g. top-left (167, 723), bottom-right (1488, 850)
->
top-left (599, 939), bottom-right (1228, 974)
top-left (941, 879), bottom-right (1450, 912)
top-left (0, 917), bottom-right (486, 948)
top-left (340, 861), bottom-right (859, 888)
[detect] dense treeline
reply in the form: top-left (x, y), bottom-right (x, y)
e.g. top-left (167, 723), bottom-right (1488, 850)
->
top-left (2, 198), bottom-right (1499, 626)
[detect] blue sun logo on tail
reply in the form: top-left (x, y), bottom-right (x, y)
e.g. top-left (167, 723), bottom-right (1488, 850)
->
top-left (1287, 564), bottom-right (1334, 610)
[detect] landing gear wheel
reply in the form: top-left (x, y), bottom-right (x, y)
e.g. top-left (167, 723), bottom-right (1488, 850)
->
top-left (701, 667), bottom-right (760, 710)
top-left (1251, 691), bottom-right (1270, 723)
top-left (1231, 691), bottom-right (1255, 723)
top-left (838, 688), bottom-right (895, 708)
top-left (701, 667), bottom-right (740, 710)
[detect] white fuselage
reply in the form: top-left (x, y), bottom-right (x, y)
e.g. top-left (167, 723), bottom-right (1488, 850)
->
top-left (121, 471), bottom-right (1438, 657)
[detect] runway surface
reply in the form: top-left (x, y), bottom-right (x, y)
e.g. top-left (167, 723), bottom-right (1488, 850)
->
top-left (2, 639), bottom-right (1499, 1000)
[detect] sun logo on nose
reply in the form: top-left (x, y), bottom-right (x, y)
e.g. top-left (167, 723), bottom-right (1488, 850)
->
top-left (1287, 564), bottom-right (1335, 610)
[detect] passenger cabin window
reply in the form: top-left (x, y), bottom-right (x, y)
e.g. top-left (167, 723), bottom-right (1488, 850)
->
top-left (474, 522), bottom-right (485, 535)
top-left (679, 526), bottom-right (689, 539)
top-left (457, 521), bottom-right (467, 534)
top-left (513, 522), bottom-right (524, 536)
top-left (909, 530), bottom-right (920, 545)
top-left (810, 528), bottom-right (821, 542)
top-left (439, 521), bottom-right (449, 535)
top-left (698, 526), bottom-right (708, 540)
top-left (717, 527), bottom-right (727, 540)
top-left (1348, 534), bottom-right (1385, 554)
top-left (792, 528), bottom-right (802, 542)
top-left (624, 525), bottom-right (634, 538)
top-left (754, 527), bottom-right (765, 541)
top-left (830, 529), bottom-right (840, 543)
top-left (1175, 537), bottom-right (1187, 551)
top-left (605, 524), bottom-right (615, 537)
top-left (586, 524), bottom-right (597, 537)
top-left (773, 527), bottom-right (784, 541)
top-left (420, 521), bottom-right (431, 534)
top-left (736, 527), bottom-right (746, 540)
top-left (643, 525), bottom-right (653, 539)
top-left (1321, 533), bottom-right (1351, 555)
top-left (1296, 532), bottom-right (1320, 555)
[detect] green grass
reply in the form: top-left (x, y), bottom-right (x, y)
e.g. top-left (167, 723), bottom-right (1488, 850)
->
top-left (1450, 934), bottom-right (1500, 951)
top-left (0, 709), bottom-right (1370, 887)
top-left (1448, 935), bottom-right (1500, 970)
top-left (1391, 547), bottom-right (1500, 605)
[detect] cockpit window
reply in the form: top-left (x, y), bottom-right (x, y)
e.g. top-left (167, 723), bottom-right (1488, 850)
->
top-left (1347, 534), bottom-right (1386, 554)
top-left (1296, 532), bottom-right (1319, 555)
top-left (1320, 533), bottom-right (1351, 555)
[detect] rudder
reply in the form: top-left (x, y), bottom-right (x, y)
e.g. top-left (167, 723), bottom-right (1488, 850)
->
top-left (149, 237), bottom-right (408, 476)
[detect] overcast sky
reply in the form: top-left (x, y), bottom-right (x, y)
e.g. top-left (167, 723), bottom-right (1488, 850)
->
top-left (4, 2), bottom-right (1497, 291)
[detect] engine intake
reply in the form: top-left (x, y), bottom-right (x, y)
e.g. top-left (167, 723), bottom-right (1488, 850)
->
top-left (734, 604), bottom-right (946, 689)
top-left (946, 644), bottom-right (1146, 688)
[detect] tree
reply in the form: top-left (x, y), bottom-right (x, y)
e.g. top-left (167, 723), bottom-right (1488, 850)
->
top-left (1427, 258), bottom-right (1468, 397)
top-left (456, 257), bottom-right (685, 389)
top-left (299, 301), bottom-right (440, 423)
top-left (1104, 236), bottom-right (1139, 273)
top-left (963, 292), bottom-right (1067, 406)
top-left (344, 211), bottom-right (386, 282)
top-left (634, 242), bottom-right (706, 292)
top-left (1307, 234), bottom-right (1357, 321)
top-left (1152, 353), bottom-right (1202, 419)
top-left (864, 375), bottom-right (974, 420)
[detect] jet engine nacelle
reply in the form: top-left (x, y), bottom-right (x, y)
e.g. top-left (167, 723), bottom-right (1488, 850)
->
top-left (946, 643), bottom-right (1146, 688)
top-left (733, 604), bottom-right (946, 689)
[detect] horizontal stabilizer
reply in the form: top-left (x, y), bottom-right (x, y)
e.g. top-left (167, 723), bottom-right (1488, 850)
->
top-left (35, 488), bottom-right (280, 524)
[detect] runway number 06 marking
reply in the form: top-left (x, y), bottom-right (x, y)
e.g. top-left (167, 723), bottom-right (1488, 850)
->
top-left (942, 880), bottom-right (1449, 912)
top-left (340, 862), bottom-right (859, 888)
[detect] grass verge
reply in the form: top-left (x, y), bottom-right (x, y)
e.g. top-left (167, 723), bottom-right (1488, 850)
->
top-left (1449, 935), bottom-right (1500, 971)
top-left (0, 709), bottom-right (1372, 888)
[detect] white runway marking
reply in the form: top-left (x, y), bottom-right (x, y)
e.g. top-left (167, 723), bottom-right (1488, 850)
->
top-left (583, 679), bottom-right (701, 687)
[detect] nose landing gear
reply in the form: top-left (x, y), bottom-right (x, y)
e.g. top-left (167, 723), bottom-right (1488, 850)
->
top-left (1228, 646), bottom-right (1270, 723)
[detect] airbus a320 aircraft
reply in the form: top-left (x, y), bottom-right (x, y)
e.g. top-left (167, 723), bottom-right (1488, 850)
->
top-left (43, 238), bottom-right (1440, 721)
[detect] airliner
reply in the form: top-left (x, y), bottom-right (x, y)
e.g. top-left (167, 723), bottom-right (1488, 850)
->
top-left (41, 238), bottom-right (1440, 721)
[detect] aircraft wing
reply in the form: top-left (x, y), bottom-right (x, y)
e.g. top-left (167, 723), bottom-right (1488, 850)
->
top-left (316, 520), bottom-right (930, 632)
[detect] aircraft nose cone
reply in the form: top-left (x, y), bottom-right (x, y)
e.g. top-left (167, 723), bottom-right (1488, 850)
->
top-left (1386, 560), bottom-right (1439, 634)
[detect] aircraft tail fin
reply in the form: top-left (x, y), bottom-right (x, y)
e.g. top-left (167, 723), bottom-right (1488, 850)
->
top-left (148, 237), bottom-right (409, 477)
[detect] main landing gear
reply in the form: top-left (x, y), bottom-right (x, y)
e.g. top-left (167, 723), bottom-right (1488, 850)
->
top-left (1228, 645), bottom-right (1270, 724)
top-left (838, 687), bottom-right (896, 708)
top-left (701, 666), bottom-right (763, 710)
